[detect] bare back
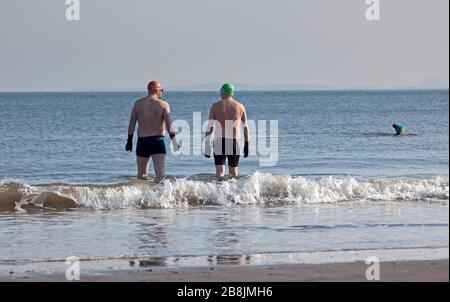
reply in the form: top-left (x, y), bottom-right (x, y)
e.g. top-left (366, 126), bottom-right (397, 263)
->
top-left (128, 96), bottom-right (171, 137)
top-left (209, 98), bottom-right (247, 140)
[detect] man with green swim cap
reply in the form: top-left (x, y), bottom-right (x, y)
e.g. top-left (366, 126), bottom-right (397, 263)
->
top-left (204, 83), bottom-right (250, 180)
top-left (392, 123), bottom-right (406, 136)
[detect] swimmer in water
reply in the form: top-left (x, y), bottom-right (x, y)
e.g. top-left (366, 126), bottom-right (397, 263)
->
top-left (392, 123), bottom-right (406, 136)
top-left (204, 83), bottom-right (250, 180)
top-left (126, 81), bottom-right (179, 181)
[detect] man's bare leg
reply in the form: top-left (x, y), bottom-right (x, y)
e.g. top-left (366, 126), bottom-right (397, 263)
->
top-left (229, 166), bottom-right (239, 179)
top-left (216, 165), bottom-right (226, 181)
top-left (151, 154), bottom-right (166, 182)
top-left (137, 156), bottom-right (150, 180)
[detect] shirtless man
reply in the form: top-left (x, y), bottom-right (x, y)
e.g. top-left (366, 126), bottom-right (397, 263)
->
top-left (126, 81), bottom-right (179, 180)
top-left (204, 83), bottom-right (249, 180)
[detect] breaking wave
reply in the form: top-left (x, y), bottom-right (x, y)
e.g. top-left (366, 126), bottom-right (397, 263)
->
top-left (0, 173), bottom-right (448, 211)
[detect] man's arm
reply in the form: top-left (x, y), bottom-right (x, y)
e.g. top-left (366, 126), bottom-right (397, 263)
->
top-left (163, 103), bottom-right (179, 151)
top-left (241, 106), bottom-right (249, 158)
top-left (126, 103), bottom-right (137, 152)
top-left (204, 106), bottom-right (215, 158)
top-left (205, 105), bottom-right (215, 139)
top-left (128, 103), bottom-right (137, 135)
top-left (242, 106), bottom-right (249, 142)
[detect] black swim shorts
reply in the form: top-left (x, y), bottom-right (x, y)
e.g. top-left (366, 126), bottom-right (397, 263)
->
top-left (213, 138), bottom-right (241, 168)
top-left (136, 136), bottom-right (167, 158)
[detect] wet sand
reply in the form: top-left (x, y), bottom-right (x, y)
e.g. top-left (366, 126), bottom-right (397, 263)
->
top-left (1, 260), bottom-right (448, 282)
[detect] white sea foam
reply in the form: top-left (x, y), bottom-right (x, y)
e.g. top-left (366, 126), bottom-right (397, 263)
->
top-left (0, 173), bottom-right (448, 210)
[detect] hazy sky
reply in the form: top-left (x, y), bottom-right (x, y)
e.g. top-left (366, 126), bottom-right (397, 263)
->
top-left (0, 0), bottom-right (448, 91)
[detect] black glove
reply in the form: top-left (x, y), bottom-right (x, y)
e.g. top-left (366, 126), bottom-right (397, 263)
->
top-left (169, 133), bottom-right (180, 152)
top-left (204, 143), bottom-right (211, 158)
top-left (125, 134), bottom-right (133, 152)
top-left (244, 141), bottom-right (249, 158)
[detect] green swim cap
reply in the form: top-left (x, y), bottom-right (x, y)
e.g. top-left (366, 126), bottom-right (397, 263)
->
top-left (393, 123), bottom-right (405, 135)
top-left (220, 83), bottom-right (234, 97)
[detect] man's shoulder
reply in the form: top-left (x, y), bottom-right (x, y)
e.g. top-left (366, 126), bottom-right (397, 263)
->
top-left (159, 99), bottom-right (170, 108)
top-left (134, 97), bottom-right (147, 105)
top-left (156, 99), bottom-right (170, 114)
top-left (233, 99), bottom-right (245, 110)
top-left (211, 100), bottom-right (222, 109)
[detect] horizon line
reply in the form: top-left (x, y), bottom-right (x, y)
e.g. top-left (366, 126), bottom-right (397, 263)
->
top-left (0, 87), bottom-right (448, 93)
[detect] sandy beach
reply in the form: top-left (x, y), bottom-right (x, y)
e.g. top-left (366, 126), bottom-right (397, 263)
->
top-left (1, 260), bottom-right (447, 282)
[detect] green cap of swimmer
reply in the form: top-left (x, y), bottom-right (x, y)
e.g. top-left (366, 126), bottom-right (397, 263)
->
top-left (392, 123), bottom-right (405, 135)
top-left (220, 83), bottom-right (235, 97)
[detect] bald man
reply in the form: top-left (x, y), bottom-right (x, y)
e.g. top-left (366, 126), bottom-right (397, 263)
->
top-left (126, 81), bottom-right (179, 181)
